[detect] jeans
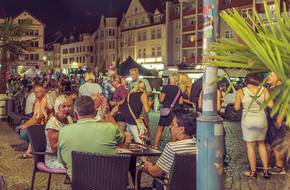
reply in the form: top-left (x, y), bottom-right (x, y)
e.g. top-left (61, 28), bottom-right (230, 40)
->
top-left (15, 126), bottom-right (30, 144)
top-left (153, 178), bottom-right (164, 190)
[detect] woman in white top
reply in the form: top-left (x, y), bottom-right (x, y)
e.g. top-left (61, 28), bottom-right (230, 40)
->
top-left (235, 73), bottom-right (273, 178)
top-left (45, 95), bottom-right (73, 169)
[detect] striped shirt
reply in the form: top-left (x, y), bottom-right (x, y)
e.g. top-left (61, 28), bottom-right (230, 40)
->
top-left (156, 138), bottom-right (197, 176)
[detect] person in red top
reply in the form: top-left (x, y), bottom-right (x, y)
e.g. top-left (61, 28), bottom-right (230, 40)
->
top-left (110, 75), bottom-right (128, 107)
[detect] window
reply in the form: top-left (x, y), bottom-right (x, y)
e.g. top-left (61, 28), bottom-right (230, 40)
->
top-left (112, 54), bottom-right (115, 62)
top-left (69, 48), bottom-right (75, 54)
top-left (34, 54), bottom-right (39, 60)
top-left (225, 30), bottom-right (235, 39)
top-left (63, 58), bottom-right (68, 64)
top-left (29, 54), bottom-right (34, 60)
top-left (83, 46), bottom-right (86, 52)
top-left (242, 8), bottom-right (253, 19)
top-left (142, 16), bottom-right (146, 24)
top-left (69, 57), bottom-right (74, 63)
top-left (30, 41), bottom-right (39, 47)
top-left (108, 41), bottom-right (115, 49)
top-left (137, 32), bottom-right (142, 41)
top-left (175, 22), bottom-right (181, 30)
top-left (83, 56), bottom-right (85, 63)
top-left (151, 30), bottom-right (156, 39)
top-left (174, 6), bottom-right (180, 15)
top-left (134, 18), bottom-right (138, 25)
top-left (90, 46), bottom-right (94, 52)
top-left (142, 31), bottom-right (147, 41)
top-left (90, 56), bottom-right (94, 63)
top-left (108, 29), bottom-right (115, 36)
top-left (154, 15), bottom-right (161, 23)
top-left (176, 51), bottom-right (181, 60)
top-left (157, 29), bottom-right (162, 38)
top-left (143, 48), bottom-right (146, 58)
top-left (62, 49), bottom-right (68, 54)
top-left (151, 47), bottom-right (156, 57)
top-left (34, 30), bottom-right (39, 36)
top-left (176, 37), bottom-right (181, 44)
top-left (138, 49), bottom-right (142, 58)
top-left (128, 19), bottom-right (132, 27)
top-left (157, 47), bottom-right (161, 57)
top-left (76, 57), bottom-right (79, 62)
top-left (76, 47), bottom-right (79, 53)
top-left (87, 46), bottom-right (90, 52)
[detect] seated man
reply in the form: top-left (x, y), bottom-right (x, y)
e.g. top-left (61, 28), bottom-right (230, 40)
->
top-left (57, 96), bottom-right (128, 178)
top-left (143, 111), bottom-right (197, 189)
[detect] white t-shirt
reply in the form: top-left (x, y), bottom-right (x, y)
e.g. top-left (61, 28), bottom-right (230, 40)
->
top-left (25, 92), bottom-right (36, 115)
top-left (79, 82), bottom-right (102, 96)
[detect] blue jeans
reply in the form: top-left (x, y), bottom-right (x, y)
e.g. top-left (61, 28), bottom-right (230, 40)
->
top-left (153, 178), bottom-right (164, 190)
top-left (16, 126), bottom-right (30, 144)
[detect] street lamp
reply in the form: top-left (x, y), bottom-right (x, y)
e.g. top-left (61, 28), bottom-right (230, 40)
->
top-left (197, 0), bottom-right (224, 190)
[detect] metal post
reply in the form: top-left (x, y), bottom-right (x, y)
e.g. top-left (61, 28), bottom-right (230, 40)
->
top-left (197, 0), bottom-right (224, 190)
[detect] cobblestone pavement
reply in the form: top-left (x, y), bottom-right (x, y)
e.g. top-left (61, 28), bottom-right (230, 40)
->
top-left (0, 118), bottom-right (290, 190)
top-left (223, 121), bottom-right (290, 190)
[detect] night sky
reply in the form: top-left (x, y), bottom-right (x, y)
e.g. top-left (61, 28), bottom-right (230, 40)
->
top-left (0, 0), bottom-right (131, 40)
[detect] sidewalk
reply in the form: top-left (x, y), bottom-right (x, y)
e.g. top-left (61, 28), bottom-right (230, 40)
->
top-left (0, 119), bottom-right (289, 190)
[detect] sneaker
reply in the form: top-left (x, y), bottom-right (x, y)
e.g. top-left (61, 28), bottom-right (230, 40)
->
top-left (269, 166), bottom-right (286, 175)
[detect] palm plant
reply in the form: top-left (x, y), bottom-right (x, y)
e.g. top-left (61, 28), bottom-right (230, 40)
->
top-left (208, 0), bottom-right (290, 159)
top-left (0, 18), bottom-right (30, 93)
top-left (208, 0), bottom-right (290, 122)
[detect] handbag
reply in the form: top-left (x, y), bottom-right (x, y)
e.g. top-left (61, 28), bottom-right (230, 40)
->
top-left (127, 94), bottom-right (148, 143)
top-left (160, 89), bottom-right (181, 117)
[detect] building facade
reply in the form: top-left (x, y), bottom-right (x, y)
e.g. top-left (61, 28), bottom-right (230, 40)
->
top-left (60, 33), bottom-right (95, 74)
top-left (120, 0), bottom-right (166, 70)
top-left (12, 10), bottom-right (46, 71)
top-left (93, 16), bottom-right (120, 72)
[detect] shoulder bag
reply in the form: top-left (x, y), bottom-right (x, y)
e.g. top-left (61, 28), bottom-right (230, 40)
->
top-left (127, 93), bottom-right (148, 143)
top-left (160, 89), bottom-right (181, 117)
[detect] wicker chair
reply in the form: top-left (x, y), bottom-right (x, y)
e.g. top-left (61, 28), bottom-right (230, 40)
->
top-left (27, 125), bottom-right (66, 190)
top-left (136, 153), bottom-right (196, 190)
top-left (71, 151), bottom-right (131, 190)
top-left (0, 176), bottom-right (6, 190)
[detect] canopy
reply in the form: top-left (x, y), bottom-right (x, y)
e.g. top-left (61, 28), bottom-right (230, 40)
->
top-left (118, 56), bottom-right (153, 76)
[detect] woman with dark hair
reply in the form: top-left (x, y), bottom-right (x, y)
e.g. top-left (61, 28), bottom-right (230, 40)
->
top-left (234, 73), bottom-right (273, 178)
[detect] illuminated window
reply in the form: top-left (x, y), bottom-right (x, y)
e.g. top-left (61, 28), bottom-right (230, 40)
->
top-left (225, 30), bottom-right (235, 39)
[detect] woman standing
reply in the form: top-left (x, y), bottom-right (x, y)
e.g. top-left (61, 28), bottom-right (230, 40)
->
top-left (114, 81), bottom-right (152, 144)
top-left (45, 95), bottom-right (73, 169)
top-left (234, 73), bottom-right (273, 178)
top-left (152, 72), bottom-right (183, 149)
top-left (179, 74), bottom-right (194, 109)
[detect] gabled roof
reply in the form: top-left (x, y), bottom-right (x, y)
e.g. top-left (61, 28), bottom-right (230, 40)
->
top-left (13, 10), bottom-right (45, 26)
top-left (139, 0), bottom-right (165, 13)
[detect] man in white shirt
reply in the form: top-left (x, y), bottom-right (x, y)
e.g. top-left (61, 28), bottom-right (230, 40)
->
top-left (79, 72), bottom-right (102, 96)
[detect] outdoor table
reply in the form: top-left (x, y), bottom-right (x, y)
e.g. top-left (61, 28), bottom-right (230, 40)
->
top-left (118, 146), bottom-right (161, 184)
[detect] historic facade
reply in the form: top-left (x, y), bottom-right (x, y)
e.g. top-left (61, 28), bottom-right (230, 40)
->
top-left (120, 0), bottom-right (166, 70)
top-left (12, 10), bottom-right (46, 70)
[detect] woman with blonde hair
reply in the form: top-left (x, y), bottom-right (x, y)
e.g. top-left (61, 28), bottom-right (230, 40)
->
top-left (179, 73), bottom-right (194, 109)
top-left (113, 81), bottom-right (152, 144)
top-left (152, 72), bottom-right (183, 148)
top-left (45, 95), bottom-right (73, 169)
top-left (79, 72), bottom-right (102, 96)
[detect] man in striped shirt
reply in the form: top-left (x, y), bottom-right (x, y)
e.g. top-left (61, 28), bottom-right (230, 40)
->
top-left (143, 111), bottom-right (197, 178)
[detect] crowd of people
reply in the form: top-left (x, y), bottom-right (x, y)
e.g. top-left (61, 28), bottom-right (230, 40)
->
top-left (7, 68), bottom-right (289, 188)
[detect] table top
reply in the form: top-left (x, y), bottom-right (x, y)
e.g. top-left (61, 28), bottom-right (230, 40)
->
top-left (118, 147), bottom-right (161, 157)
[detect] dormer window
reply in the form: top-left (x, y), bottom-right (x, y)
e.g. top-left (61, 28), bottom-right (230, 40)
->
top-left (154, 15), bottom-right (161, 23)
top-left (135, 7), bottom-right (138, 13)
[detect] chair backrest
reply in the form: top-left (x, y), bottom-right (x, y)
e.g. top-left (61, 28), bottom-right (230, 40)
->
top-left (6, 99), bottom-right (14, 114)
top-left (0, 176), bottom-right (7, 190)
top-left (71, 151), bottom-right (131, 190)
top-left (167, 153), bottom-right (196, 190)
top-left (27, 125), bottom-right (46, 164)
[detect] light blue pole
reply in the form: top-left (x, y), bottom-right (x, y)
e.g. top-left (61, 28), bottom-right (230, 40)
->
top-left (197, 0), bottom-right (224, 190)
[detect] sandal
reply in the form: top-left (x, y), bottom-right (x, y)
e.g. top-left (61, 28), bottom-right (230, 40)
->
top-left (243, 170), bottom-right (257, 177)
top-left (19, 153), bottom-right (32, 159)
top-left (263, 170), bottom-right (271, 179)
